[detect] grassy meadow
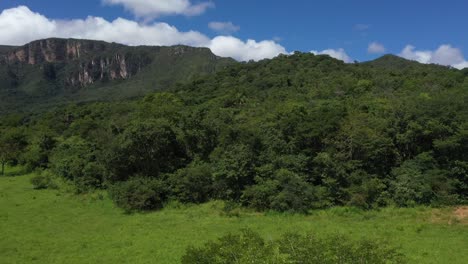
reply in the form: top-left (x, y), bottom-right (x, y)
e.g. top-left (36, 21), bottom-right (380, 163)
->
top-left (0, 167), bottom-right (467, 264)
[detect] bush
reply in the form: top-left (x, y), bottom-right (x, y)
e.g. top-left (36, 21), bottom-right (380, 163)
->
top-left (182, 229), bottom-right (406, 264)
top-left (278, 233), bottom-right (406, 264)
top-left (21, 133), bottom-right (56, 171)
top-left (242, 169), bottom-right (315, 213)
top-left (182, 229), bottom-right (282, 264)
top-left (108, 177), bottom-right (168, 212)
top-left (30, 170), bottom-right (57, 190)
top-left (169, 161), bottom-right (213, 203)
top-left (391, 152), bottom-right (456, 206)
top-left (50, 136), bottom-right (104, 192)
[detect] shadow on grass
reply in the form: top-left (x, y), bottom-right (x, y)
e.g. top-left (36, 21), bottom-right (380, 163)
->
top-left (2, 166), bottom-right (29, 177)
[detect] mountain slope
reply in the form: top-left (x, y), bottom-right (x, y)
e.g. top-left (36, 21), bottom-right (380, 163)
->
top-left (0, 38), bottom-right (235, 114)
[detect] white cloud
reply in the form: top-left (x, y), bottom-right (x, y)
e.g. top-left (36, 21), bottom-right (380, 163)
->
top-left (454, 61), bottom-right (468, 70)
top-left (0, 6), bottom-right (56, 46)
top-left (399, 45), bottom-right (432, 63)
top-left (210, 36), bottom-right (286, 61)
top-left (0, 6), bottom-right (285, 62)
top-left (208, 21), bottom-right (240, 34)
top-left (0, 6), bottom-right (209, 47)
top-left (102, 0), bottom-right (214, 18)
top-left (368, 42), bottom-right (386, 54)
top-left (431, 45), bottom-right (465, 66)
top-left (399, 44), bottom-right (468, 69)
top-left (311, 48), bottom-right (352, 63)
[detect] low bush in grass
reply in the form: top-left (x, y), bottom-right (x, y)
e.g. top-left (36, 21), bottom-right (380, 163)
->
top-left (277, 233), bottom-right (406, 264)
top-left (182, 229), bottom-right (282, 263)
top-left (30, 170), bottom-right (58, 190)
top-left (108, 177), bottom-right (169, 212)
top-left (182, 229), bottom-right (406, 264)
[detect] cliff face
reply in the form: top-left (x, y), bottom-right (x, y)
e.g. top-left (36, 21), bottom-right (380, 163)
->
top-left (66, 54), bottom-right (131, 86)
top-left (0, 38), bottom-right (235, 115)
top-left (1, 39), bottom-right (147, 87)
top-left (4, 38), bottom-right (120, 63)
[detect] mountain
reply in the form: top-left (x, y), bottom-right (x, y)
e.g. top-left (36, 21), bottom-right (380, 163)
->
top-left (0, 38), bottom-right (235, 114)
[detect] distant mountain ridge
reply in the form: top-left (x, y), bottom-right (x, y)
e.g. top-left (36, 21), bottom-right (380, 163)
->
top-left (0, 38), bottom-right (235, 114)
top-left (1, 38), bottom-right (466, 115)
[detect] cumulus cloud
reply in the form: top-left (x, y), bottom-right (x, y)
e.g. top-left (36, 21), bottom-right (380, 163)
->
top-left (399, 44), bottom-right (468, 69)
top-left (210, 36), bottom-right (286, 61)
top-left (208, 21), bottom-right (240, 34)
top-left (0, 6), bottom-right (285, 62)
top-left (102, 0), bottom-right (214, 18)
top-left (311, 48), bottom-right (352, 63)
top-left (0, 6), bottom-right (209, 46)
top-left (399, 45), bottom-right (432, 63)
top-left (368, 42), bottom-right (386, 54)
top-left (0, 6), bottom-right (56, 46)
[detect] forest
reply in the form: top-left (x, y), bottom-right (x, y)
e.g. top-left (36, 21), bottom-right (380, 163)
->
top-left (1, 52), bottom-right (468, 213)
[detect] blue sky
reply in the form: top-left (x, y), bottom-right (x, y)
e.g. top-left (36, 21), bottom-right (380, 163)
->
top-left (0, 0), bottom-right (467, 67)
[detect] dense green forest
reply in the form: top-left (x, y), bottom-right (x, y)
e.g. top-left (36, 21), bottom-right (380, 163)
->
top-left (1, 52), bottom-right (467, 213)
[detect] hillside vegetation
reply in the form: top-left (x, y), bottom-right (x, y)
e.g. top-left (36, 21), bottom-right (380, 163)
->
top-left (1, 52), bottom-right (467, 213)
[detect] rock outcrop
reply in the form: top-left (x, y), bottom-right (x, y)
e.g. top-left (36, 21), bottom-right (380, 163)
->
top-left (1, 38), bottom-right (147, 87)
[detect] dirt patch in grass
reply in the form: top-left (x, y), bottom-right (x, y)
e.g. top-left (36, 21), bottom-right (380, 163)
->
top-left (454, 206), bottom-right (468, 224)
top-left (430, 206), bottom-right (468, 225)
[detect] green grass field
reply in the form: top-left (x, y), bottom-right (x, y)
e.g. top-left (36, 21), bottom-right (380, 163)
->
top-left (1, 168), bottom-right (467, 264)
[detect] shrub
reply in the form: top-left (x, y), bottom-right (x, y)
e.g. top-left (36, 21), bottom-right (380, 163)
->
top-left (50, 136), bottom-right (104, 192)
top-left (390, 152), bottom-right (455, 206)
top-left (21, 133), bottom-right (56, 171)
top-left (30, 170), bottom-right (57, 190)
top-left (182, 229), bottom-right (406, 264)
top-left (182, 229), bottom-right (282, 264)
top-left (221, 201), bottom-right (242, 217)
top-left (278, 233), bottom-right (406, 264)
top-left (169, 161), bottom-right (213, 203)
top-left (108, 177), bottom-right (168, 212)
top-left (242, 169), bottom-right (315, 213)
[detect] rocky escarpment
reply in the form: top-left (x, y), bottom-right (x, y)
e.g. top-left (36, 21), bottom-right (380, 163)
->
top-left (66, 53), bottom-right (134, 86)
top-left (1, 38), bottom-right (151, 87)
top-left (0, 38), bottom-right (235, 115)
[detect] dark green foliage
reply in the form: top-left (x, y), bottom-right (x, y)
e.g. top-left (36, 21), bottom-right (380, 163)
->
top-left (21, 131), bottom-right (56, 170)
top-left (50, 136), bottom-right (104, 192)
top-left (211, 144), bottom-right (257, 200)
top-left (0, 127), bottom-right (27, 175)
top-left (109, 177), bottom-right (168, 212)
top-left (105, 119), bottom-right (186, 182)
top-left (182, 229), bottom-right (406, 264)
top-left (391, 153), bottom-right (457, 206)
top-left (30, 170), bottom-right (57, 190)
top-left (243, 169), bottom-right (315, 212)
top-left (169, 161), bottom-right (213, 203)
top-left (3, 51), bottom-right (468, 211)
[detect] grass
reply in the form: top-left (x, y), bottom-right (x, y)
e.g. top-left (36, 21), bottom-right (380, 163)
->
top-left (0, 168), bottom-right (467, 264)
